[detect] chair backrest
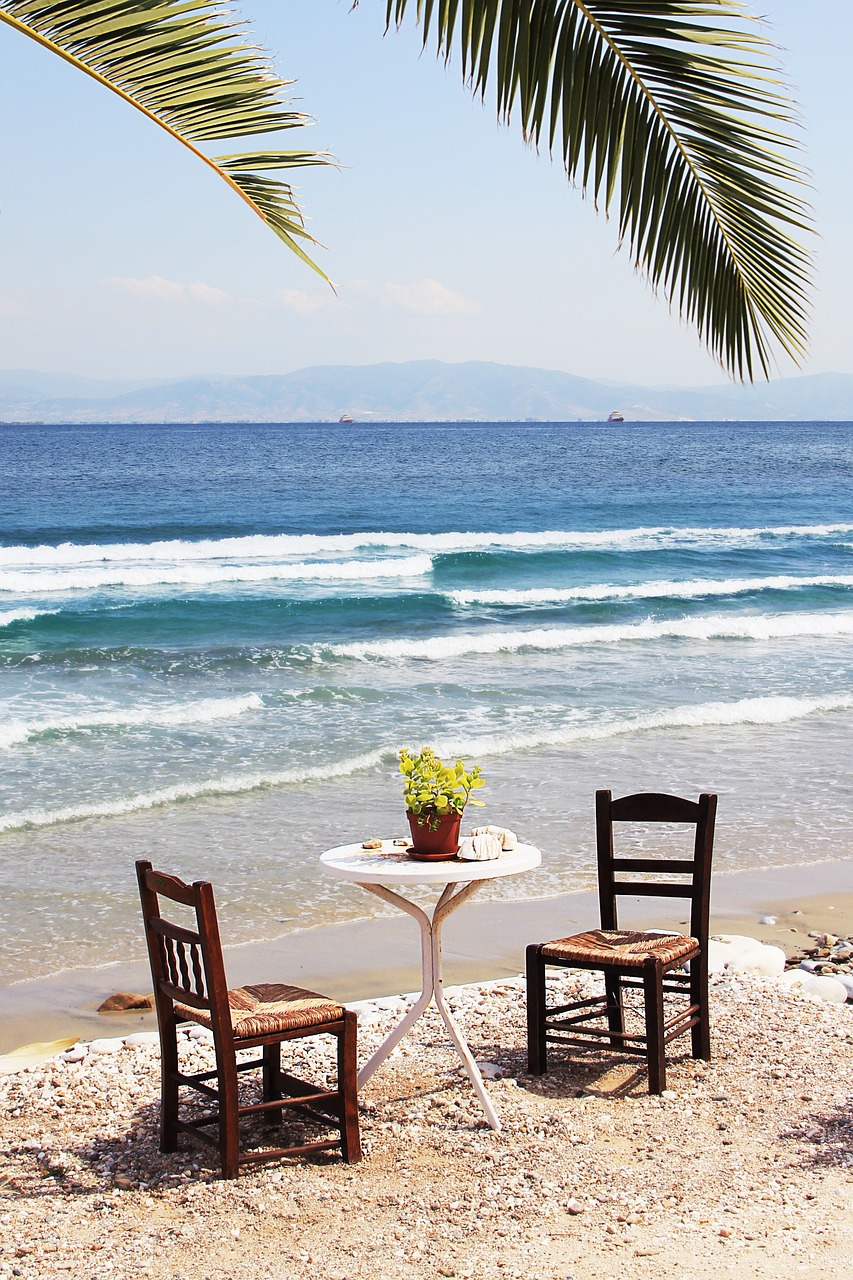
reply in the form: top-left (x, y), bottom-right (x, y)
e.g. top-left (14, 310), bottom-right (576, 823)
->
top-left (136, 860), bottom-right (233, 1043)
top-left (595, 790), bottom-right (717, 944)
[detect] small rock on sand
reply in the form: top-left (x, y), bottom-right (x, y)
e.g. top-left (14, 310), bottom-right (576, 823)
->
top-left (97, 992), bottom-right (154, 1013)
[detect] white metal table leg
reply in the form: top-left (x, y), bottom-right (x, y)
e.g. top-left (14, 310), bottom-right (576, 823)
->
top-left (431, 881), bottom-right (502, 1131)
top-left (354, 878), bottom-right (502, 1130)
top-left (355, 881), bottom-right (435, 1089)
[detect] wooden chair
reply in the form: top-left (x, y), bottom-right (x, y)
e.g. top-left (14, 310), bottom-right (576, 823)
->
top-left (136, 860), bottom-right (361, 1178)
top-left (526, 790), bottom-right (717, 1094)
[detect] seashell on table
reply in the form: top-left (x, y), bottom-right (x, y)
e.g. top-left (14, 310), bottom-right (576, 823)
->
top-left (457, 832), bottom-right (503, 861)
top-left (469, 824), bottom-right (518, 851)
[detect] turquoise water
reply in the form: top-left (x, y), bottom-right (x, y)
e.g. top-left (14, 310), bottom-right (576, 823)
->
top-left (1, 420), bottom-right (852, 983)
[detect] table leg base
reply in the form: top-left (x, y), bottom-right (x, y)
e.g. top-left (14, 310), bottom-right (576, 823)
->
top-left (355, 880), bottom-right (502, 1131)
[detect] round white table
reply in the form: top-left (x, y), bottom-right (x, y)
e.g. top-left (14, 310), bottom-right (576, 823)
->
top-left (320, 839), bottom-right (542, 1131)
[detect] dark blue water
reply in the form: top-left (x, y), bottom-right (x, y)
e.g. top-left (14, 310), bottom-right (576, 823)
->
top-left (3, 420), bottom-right (851, 541)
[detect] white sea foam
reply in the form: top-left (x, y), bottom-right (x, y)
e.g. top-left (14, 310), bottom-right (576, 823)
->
top-left (447, 574), bottom-right (853, 608)
top-left (432, 693), bottom-right (853, 761)
top-left (0, 555), bottom-right (433, 595)
top-left (2, 693), bottom-right (850, 833)
top-left (0, 692), bottom-right (263, 750)
top-left (0, 520), bottom-right (850, 569)
top-left (0, 749), bottom-right (387, 833)
top-left (326, 610), bottom-right (853, 661)
top-left (0, 607), bottom-right (55, 627)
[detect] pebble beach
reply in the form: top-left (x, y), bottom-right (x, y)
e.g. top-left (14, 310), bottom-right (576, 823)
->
top-left (2, 962), bottom-right (851, 1280)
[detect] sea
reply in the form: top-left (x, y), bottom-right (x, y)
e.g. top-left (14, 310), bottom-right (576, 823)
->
top-left (1, 419), bottom-right (852, 987)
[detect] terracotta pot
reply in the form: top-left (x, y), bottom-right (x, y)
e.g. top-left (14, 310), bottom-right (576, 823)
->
top-left (406, 809), bottom-right (461, 860)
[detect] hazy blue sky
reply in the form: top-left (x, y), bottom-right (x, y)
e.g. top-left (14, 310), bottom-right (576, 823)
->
top-left (1, 1), bottom-right (850, 386)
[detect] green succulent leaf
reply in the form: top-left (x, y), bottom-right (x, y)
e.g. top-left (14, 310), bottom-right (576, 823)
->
top-left (384, 0), bottom-right (813, 380)
top-left (400, 746), bottom-right (487, 816)
top-left (0, 0), bottom-right (332, 275)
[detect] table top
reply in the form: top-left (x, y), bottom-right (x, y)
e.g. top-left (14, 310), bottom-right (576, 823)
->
top-left (320, 839), bottom-right (541, 885)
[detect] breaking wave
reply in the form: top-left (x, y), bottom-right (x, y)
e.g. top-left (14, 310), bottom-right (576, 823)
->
top-left (447, 574), bottom-right (853, 607)
top-left (0, 749), bottom-right (388, 833)
top-left (0, 692), bottom-right (264, 750)
top-left (1, 519), bottom-right (850, 569)
top-left (436, 693), bottom-right (853, 760)
top-left (0, 555), bottom-right (433, 595)
top-left (0, 607), bottom-right (56, 627)
top-left (325, 611), bottom-right (853, 661)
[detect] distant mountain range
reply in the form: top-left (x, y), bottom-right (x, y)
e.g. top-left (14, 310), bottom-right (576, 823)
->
top-left (1, 361), bottom-right (852, 423)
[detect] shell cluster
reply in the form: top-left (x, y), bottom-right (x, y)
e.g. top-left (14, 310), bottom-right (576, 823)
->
top-left (457, 825), bottom-right (519, 860)
top-left (470, 824), bottom-right (518, 850)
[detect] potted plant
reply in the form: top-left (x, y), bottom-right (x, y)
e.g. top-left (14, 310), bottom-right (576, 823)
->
top-left (399, 746), bottom-right (486, 860)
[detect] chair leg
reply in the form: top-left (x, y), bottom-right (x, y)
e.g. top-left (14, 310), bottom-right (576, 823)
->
top-left (526, 944), bottom-right (548, 1074)
top-left (603, 972), bottom-right (625, 1046)
top-left (158, 1014), bottom-right (180, 1153)
top-left (216, 1049), bottom-right (241, 1179)
top-left (690, 952), bottom-right (711, 1061)
top-left (643, 962), bottom-right (666, 1095)
top-left (262, 1042), bottom-right (282, 1128)
top-left (338, 1011), bottom-right (362, 1164)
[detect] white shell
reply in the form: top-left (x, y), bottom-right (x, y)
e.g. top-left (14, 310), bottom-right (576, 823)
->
top-left (470, 824), bottom-right (518, 851)
top-left (457, 832), bottom-right (503, 861)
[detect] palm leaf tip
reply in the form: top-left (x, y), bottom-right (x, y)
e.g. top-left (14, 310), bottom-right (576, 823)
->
top-left (0, 0), bottom-right (334, 275)
top-left (386, 0), bottom-right (813, 380)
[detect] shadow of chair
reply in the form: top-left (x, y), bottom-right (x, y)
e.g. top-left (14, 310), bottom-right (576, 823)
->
top-left (136, 860), bottom-right (361, 1178)
top-left (526, 790), bottom-right (717, 1094)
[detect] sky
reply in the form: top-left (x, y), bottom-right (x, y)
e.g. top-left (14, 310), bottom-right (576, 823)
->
top-left (0, 0), bottom-right (851, 387)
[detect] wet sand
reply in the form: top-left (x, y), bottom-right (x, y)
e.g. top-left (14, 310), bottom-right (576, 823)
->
top-left (1, 856), bottom-right (850, 1055)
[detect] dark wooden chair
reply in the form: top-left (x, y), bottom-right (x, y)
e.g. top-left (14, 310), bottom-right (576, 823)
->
top-left (526, 790), bottom-right (717, 1094)
top-left (136, 860), bottom-right (361, 1178)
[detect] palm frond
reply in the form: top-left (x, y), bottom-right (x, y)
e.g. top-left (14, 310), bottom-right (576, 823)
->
top-left (385, 0), bottom-right (812, 379)
top-left (0, 0), bottom-right (332, 274)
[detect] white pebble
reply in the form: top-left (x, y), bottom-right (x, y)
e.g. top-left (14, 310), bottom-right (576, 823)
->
top-left (476, 1062), bottom-right (503, 1080)
top-left (746, 945), bottom-right (786, 977)
top-left (709, 935), bottom-right (785, 976)
top-left (87, 1038), bottom-right (124, 1055)
top-left (708, 935), bottom-right (764, 972)
top-left (779, 971), bottom-right (848, 1003)
top-left (61, 1046), bottom-right (88, 1063)
top-left (371, 997), bottom-right (406, 1014)
top-left (832, 972), bottom-right (853, 1000)
top-left (124, 1032), bottom-right (160, 1048)
top-left (802, 974), bottom-right (848, 1004)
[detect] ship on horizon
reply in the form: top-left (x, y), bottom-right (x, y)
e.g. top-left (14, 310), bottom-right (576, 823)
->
top-left (607, 410), bottom-right (625, 422)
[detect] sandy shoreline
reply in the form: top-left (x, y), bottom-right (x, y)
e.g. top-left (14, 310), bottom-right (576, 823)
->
top-left (1, 965), bottom-right (851, 1279)
top-left (2, 856), bottom-right (851, 1055)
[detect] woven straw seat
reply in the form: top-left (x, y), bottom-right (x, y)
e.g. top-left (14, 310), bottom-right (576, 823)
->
top-left (176, 983), bottom-right (343, 1039)
top-left (527, 791), bottom-right (716, 1095)
top-left (541, 929), bottom-right (698, 969)
top-left (137, 862), bottom-right (361, 1178)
